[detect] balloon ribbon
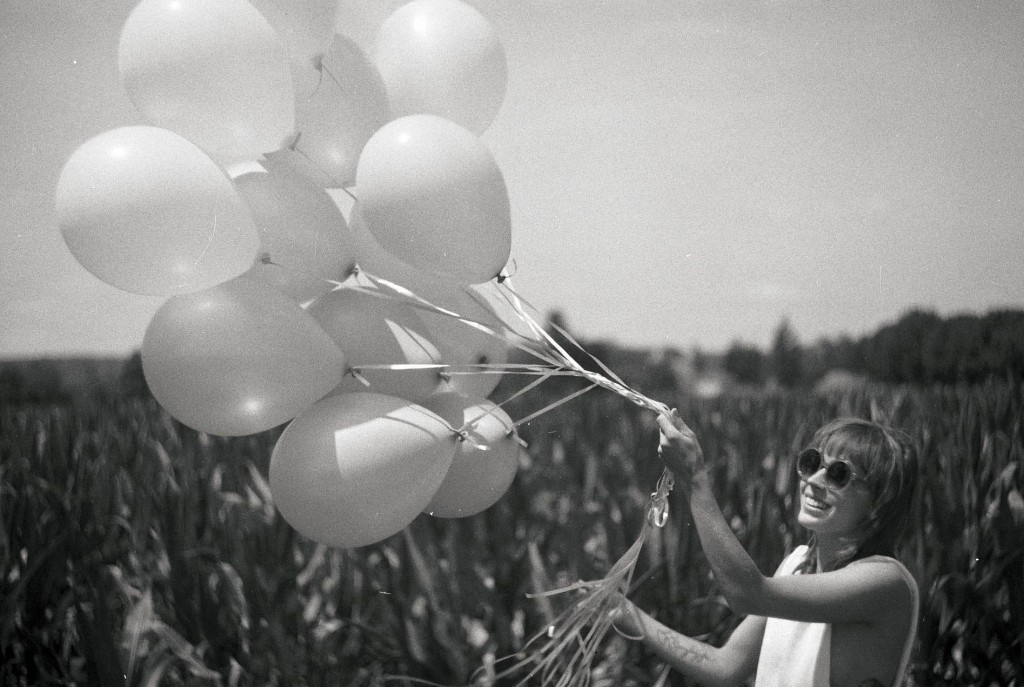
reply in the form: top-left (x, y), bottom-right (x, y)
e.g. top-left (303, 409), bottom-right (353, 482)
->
top-left (296, 265), bottom-right (680, 684)
top-left (488, 468), bottom-right (674, 686)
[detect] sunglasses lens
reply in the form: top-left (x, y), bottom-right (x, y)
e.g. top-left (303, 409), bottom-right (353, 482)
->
top-left (797, 448), bottom-right (821, 477)
top-left (797, 449), bottom-right (856, 489)
top-left (826, 461), bottom-right (853, 488)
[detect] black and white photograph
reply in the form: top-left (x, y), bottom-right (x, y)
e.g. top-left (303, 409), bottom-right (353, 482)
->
top-left (2, 1), bottom-right (1022, 684)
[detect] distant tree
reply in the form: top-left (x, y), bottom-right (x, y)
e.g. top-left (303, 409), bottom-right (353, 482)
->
top-left (817, 334), bottom-right (863, 373)
top-left (983, 310), bottom-right (1024, 380)
top-left (723, 341), bottom-right (766, 386)
top-left (770, 318), bottom-right (804, 388)
top-left (0, 364), bottom-right (24, 402)
top-left (845, 308), bottom-right (1024, 385)
top-left (918, 310), bottom-right (1024, 384)
top-left (0, 360), bottom-right (70, 403)
top-left (800, 339), bottom-right (829, 385)
top-left (864, 309), bottom-right (941, 383)
top-left (545, 310), bottom-right (610, 374)
top-left (690, 346), bottom-right (709, 374)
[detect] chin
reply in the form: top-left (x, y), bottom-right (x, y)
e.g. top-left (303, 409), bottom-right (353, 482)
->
top-left (797, 509), bottom-right (824, 531)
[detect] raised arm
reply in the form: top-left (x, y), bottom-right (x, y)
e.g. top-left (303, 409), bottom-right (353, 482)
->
top-left (656, 412), bottom-right (910, 625)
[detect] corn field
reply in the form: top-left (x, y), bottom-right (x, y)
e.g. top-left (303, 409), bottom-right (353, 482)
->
top-left (1, 380), bottom-right (1022, 685)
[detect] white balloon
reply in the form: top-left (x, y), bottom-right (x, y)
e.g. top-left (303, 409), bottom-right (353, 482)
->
top-left (413, 279), bottom-right (509, 399)
top-left (266, 34), bottom-right (390, 187)
top-left (234, 165), bottom-right (357, 302)
top-left (142, 276), bottom-right (346, 436)
top-left (375, 0), bottom-right (507, 134)
top-left (308, 285), bottom-right (447, 401)
top-left (343, 200), bottom-right (438, 291)
top-left (423, 393), bottom-right (521, 517)
top-left (249, 0), bottom-right (339, 71)
top-left (56, 126), bottom-right (259, 296)
top-left (356, 115), bottom-right (511, 284)
top-left (270, 392), bottom-right (457, 547)
top-left (118, 0), bottom-right (295, 164)
top-left (336, 203), bottom-right (507, 397)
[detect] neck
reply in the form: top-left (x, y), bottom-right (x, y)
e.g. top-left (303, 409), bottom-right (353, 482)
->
top-left (813, 534), bottom-right (859, 572)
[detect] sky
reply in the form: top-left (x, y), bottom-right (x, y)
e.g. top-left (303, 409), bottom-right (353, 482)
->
top-left (2, 0), bottom-right (1023, 359)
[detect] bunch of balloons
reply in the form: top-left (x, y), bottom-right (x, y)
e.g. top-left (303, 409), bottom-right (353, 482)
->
top-left (55, 0), bottom-right (530, 548)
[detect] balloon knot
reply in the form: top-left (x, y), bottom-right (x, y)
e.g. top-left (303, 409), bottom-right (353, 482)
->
top-left (496, 259), bottom-right (519, 283)
top-left (349, 368), bottom-right (371, 387)
top-left (506, 428), bottom-right (528, 448)
top-left (259, 251), bottom-right (273, 265)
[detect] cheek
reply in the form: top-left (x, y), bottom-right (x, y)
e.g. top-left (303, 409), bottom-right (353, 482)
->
top-left (843, 489), bottom-right (874, 527)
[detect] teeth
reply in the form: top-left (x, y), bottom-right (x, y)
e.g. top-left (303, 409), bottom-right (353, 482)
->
top-left (804, 493), bottom-right (830, 510)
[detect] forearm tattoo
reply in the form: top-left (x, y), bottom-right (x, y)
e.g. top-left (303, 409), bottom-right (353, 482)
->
top-left (651, 622), bottom-right (711, 664)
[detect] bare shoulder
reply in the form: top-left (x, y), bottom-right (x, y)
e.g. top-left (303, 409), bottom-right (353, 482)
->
top-left (847, 555), bottom-right (917, 602)
top-left (832, 557), bottom-right (917, 686)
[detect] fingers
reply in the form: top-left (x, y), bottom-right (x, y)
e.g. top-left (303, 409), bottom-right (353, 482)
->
top-left (657, 409), bottom-right (691, 437)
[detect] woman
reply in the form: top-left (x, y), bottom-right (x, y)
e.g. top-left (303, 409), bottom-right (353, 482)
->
top-left (614, 413), bottom-right (920, 687)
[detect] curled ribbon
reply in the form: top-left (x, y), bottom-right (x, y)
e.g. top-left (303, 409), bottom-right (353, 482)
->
top-left (647, 468), bottom-right (675, 528)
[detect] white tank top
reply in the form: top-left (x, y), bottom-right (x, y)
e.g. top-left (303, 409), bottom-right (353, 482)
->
top-left (754, 545), bottom-right (919, 687)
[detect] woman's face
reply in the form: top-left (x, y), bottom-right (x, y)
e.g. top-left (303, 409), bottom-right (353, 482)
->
top-left (796, 451), bottom-right (873, 537)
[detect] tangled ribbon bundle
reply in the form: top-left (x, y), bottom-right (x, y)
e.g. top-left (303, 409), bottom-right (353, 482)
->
top-left (348, 268), bottom-right (676, 686)
top-left (212, 248), bottom-right (681, 684)
top-left (489, 469), bottom-right (675, 687)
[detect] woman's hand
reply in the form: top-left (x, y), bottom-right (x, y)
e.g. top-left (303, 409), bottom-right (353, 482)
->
top-left (656, 409), bottom-right (708, 489)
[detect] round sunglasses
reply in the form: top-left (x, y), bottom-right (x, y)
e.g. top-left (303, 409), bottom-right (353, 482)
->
top-left (796, 448), bottom-right (863, 491)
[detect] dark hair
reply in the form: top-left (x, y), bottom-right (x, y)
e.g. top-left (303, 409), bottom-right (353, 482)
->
top-left (799, 417), bottom-right (919, 571)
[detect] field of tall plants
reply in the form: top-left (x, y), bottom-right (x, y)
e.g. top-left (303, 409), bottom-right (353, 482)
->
top-left (2, 379), bottom-right (1022, 686)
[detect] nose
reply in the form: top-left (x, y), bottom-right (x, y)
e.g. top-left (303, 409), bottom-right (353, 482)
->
top-left (803, 466), bottom-right (830, 492)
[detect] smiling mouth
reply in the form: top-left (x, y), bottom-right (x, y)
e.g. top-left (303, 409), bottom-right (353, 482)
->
top-left (803, 491), bottom-right (832, 512)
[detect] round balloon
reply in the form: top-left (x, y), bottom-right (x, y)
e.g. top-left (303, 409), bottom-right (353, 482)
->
top-left (413, 279), bottom-right (509, 399)
top-left (270, 392), bottom-right (457, 547)
top-left (344, 201), bottom-right (441, 292)
top-left (341, 204), bottom-right (507, 397)
top-left (375, 0), bottom-right (507, 134)
top-left (249, 0), bottom-right (338, 73)
top-left (118, 0), bottom-right (294, 164)
top-left (142, 276), bottom-right (346, 436)
top-left (308, 285), bottom-right (446, 401)
top-left (423, 393), bottom-right (521, 517)
top-left (356, 115), bottom-right (511, 284)
top-left (233, 165), bottom-right (356, 302)
top-left (56, 126), bottom-right (259, 296)
top-left (267, 34), bottom-right (390, 187)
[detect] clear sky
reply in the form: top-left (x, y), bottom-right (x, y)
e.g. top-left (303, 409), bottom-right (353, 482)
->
top-left (3, 0), bottom-right (1023, 359)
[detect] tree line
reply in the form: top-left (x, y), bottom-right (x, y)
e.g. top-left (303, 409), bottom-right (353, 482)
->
top-left (2, 308), bottom-right (1022, 404)
top-left (723, 309), bottom-right (1024, 388)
